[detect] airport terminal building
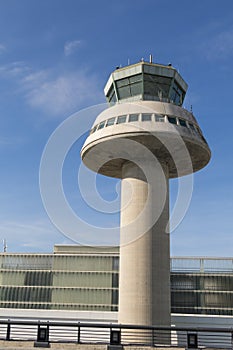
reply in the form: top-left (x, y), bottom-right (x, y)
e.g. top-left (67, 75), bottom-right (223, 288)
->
top-left (0, 245), bottom-right (232, 319)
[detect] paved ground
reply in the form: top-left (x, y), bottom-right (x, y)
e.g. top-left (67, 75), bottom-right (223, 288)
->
top-left (0, 341), bottom-right (100, 349)
top-left (0, 342), bottom-right (187, 350)
top-left (0, 342), bottom-right (108, 349)
top-left (0, 342), bottom-right (227, 350)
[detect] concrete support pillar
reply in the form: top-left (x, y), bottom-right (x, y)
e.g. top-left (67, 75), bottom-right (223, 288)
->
top-left (118, 160), bottom-right (170, 328)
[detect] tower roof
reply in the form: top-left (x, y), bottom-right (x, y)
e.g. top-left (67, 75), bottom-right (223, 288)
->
top-left (104, 61), bottom-right (188, 106)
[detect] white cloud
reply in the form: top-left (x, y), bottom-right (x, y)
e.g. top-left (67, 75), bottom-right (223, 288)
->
top-left (22, 69), bottom-right (103, 117)
top-left (0, 60), bottom-right (103, 118)
top-left (64, 39), bottom-right (82, 56)
top-left (0, 61), bottom-right (30, 77)
top-left (201, 28), bottom-right (233, 61)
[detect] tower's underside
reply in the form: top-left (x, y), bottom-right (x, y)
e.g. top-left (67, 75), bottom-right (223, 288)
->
top-left (81, 101), bottom-right (211, 179)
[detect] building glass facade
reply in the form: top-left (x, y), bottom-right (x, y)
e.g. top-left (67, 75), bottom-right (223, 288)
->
top-left (171, 257), bottom-right (233, 315)
top-left (0, 247), bottom-right (232, 316)
top-left (0, 246), bottom-right (118, 311)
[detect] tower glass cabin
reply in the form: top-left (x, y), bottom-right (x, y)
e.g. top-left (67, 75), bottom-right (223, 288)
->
top-left (105, 61), bottom-right (187, 106)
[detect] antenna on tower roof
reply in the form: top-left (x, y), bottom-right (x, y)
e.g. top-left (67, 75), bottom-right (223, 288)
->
top-left (149, 54), bottom-right (153, 63)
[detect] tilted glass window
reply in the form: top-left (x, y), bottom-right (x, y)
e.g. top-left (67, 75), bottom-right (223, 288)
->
top-left (116, 74), bottom-right (142, 100)
top-left (90, 125), bottom-right (97, 134)
top-left (106, 117), bottom-right (115, 127)
top-left (179, 119), bottom-right (187, 127)
top-left (155, 114), bottom-right (165, 122)
top-left (144, 74), bottom-right (171, 99)
top-left (97, 121), bottom-right (105, 130)
top-left (116, 115), bottom-right (127, 124)
top-left (128, 114), bottom-right (139, 122)
top-left (106, 84), bottom-right (117, 103)
top-left (189, 123), bottom-right (196, 131)
top-left (167, 116), bottom-right (177, 125)
top-left (141, 113), bottom-right (152, 121)
top-left (170, 81), bottom-right (185, 106)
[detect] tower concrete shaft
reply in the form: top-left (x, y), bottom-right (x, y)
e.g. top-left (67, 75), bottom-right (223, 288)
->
top-left (119, 161), bottom-right (170, 326)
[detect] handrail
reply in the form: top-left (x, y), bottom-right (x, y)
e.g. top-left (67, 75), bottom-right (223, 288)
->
top-left (0, 319), bottom-right (233, 348)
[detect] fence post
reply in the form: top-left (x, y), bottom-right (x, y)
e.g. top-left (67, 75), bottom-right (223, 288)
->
top-left (6, 320), bottom-right (10, 341)
top-left (152, 328), bottom-right (155, 346)
top-left (34, 323), bottom-right (50, 348)
top-left (110, 329), bottom-right (121, 345)
top-left (77, 322), bottom-right (81, 344)
top-left (187, 333), bottom-right (198, 349)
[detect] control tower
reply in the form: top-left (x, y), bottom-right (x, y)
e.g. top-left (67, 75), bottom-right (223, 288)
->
top-left (81, 60), bottom-right (211, 327)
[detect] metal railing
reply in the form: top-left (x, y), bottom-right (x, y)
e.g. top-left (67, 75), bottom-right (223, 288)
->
top-left (0, 319), bottom-right (233, 348)
top-left (171, 257), bottom-right (233, 273)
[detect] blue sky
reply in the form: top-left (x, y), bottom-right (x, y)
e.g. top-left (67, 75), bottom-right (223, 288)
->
top-left (0, 0), bottom-right (232, 256)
